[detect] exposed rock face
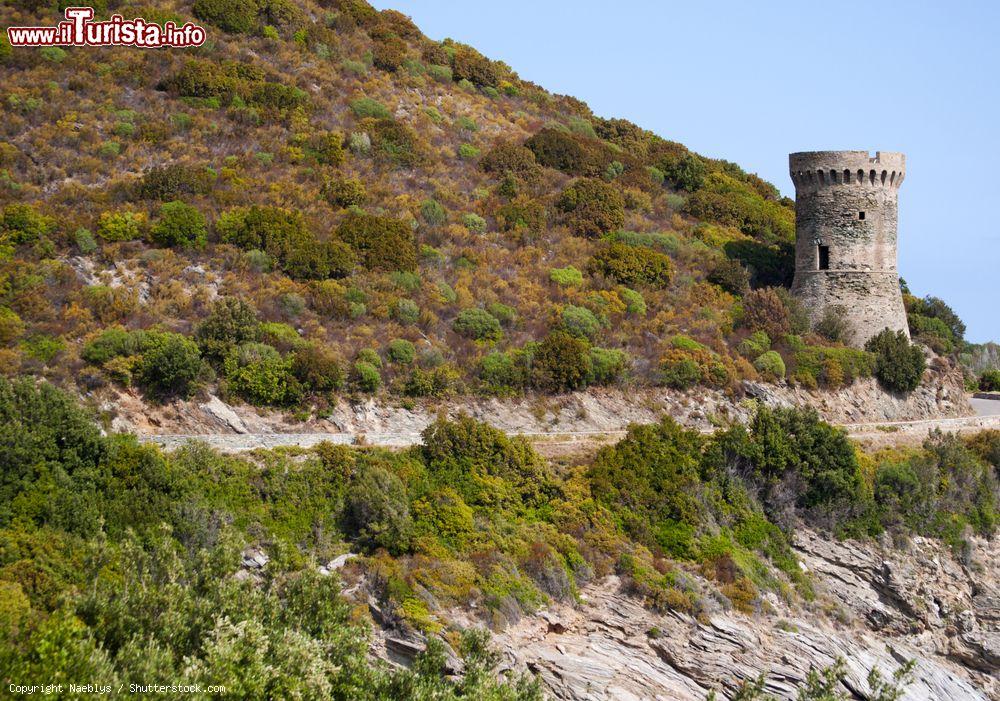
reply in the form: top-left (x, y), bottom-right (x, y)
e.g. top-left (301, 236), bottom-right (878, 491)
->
top-left (366, 531), bottom-right (998, 700)
top-left (745, 355), bottom-right (970, 424)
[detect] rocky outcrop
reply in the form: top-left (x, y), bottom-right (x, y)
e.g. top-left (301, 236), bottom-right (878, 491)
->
top-left (363, 531), bottom-right (998, 700)
top-left (745, 355), bottom-right (971, 424)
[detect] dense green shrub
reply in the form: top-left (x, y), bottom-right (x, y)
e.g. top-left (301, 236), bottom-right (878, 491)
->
top-left (160, 59), bottom-right (308, 113)
top-left (791, 345), bottom-right (874, 389)
top-left (524, 128), bottom-right (610, 177)
top-left (906, 295), bottom-right (965, 352)
top-left (461, 213), bottom-right (487, 232)
top-left (658, 336), bottom-right (730, 389)
top-left (588, 418), bottom-right (705, 546)
top-left (420, 199), bottom-right (448, 225)
top-left (532, 331), bottom-right (592, 392)
top-left (372, 35), bottom-right (407, 72)
top-left (387, 338), bottom-right (416, 365)
top-left (350, 97), bottom-right (391, 119)
top-left (723, 240), bottom-right (796, 289)
top-left (0, 203), bottom-right (53, 245)
top-left (487, 302), bottom-right (518, 327)
top-left (0, 307), bottom-right (25, 345)
top-left (480, 141), bottom-right (541, 183)
top-left (619, 287), bottom-right (646, 316)
top-left (306, 131), bottom-right (346, 166)
top-left (716, 406), bottom-right (863, 518)
top-left (659, 352), bottom-right (705, 389)
top-left (682, 173), bottom-right (794, 244)
top-left (150, 200), bottom-right (207, 248)
top-left (345, 464), bottom-right (412, 553)
top-left (497, 198), bottom-right (546, 242)
top-left (81, 326), bottom-right (145, 365)
top-left (218, 205), bottom-right (353, 279)
top-left (193, 0), bottom-right (259, 33)
top-left (97, 210), bottom-right (146, 242)
top-left (458, 143), bottom-right (480, 160)
top-left (322, 176), bottom-right (367, 208)
top-left (587, 242), bottom-right (673, 287)
top-left (607, 230), bottom-right (680, 253)
top-left (557, 178), bottom-right (625, 238)
top-left (159, 59), bottom-right (251, 101)
top-left (137, 164), bottom-right (214, 200)
top-left (352, 360), bottom-right (382, 392)
top-left (291, 343), bottom-right (344, 393)
top-left (403, 365), bottom-right (462, 398)
top-left (74, 228), bottom-right (98, 254)
top-left (392, 298), bottom-right (421, 325)
top-left (908, 313), bottom-right (956, 354)
top-left (875, 432), bottom-right (998, 540)
top-left (196, 297), bottom-right (261, 359)
top-left (707, 258), bottom-right (750, 296)
top-left (421, 414), bottom-right (554, 512)
top-left (365, 118), bottom-right (427, 168)
top-left (559, 305), bottom-right (601, 339)
top-left (589, 347), bottom-right (629, 384)
top-left (753, 350), bottom-right (785, 379)
top-left (866, 329), bottom-right (926, 394)
top-left (216, 205), bottom-right (304, 254)
top-left (0, 378), bottom-right (105, 527)
top-left (549, 266), bottom-right (583, 287)
top-left (223, 342), bottom-right (302, 406)
top-left (662, 153), bottom-right (707, 191)
top-left (477, 350), bottom-right (529, 395)
top-left (136, 333), bottom-right (203, 399)
top-left (82, 327), bottom-right (203, 398)
top-left (336, 211), bottom-right (418, 271)
top-left (453, 308), bottom-right (502, 341)
top-left (737, 331), bottom-right (770, 358)
top-left (451, 45), bottom-right (503, 87)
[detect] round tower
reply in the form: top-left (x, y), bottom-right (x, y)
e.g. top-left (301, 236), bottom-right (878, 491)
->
top-left (789, 150), bottom-right (909, 347)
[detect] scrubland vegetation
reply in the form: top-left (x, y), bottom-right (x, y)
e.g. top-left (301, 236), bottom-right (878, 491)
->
top-left (2, 377), bottom-right (997, 694)
top-left (0, 0), bottom-right (964, 417)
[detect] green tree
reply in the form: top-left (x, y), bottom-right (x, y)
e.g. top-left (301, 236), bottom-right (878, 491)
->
top-left (150, 200), bottom-right (207, 248)
top-left (865, 329), bottom-right (926, 394)
top-left (453, 308), bottom-right (502, 342)
top-left (557, 178), bottom-right (625, 238)
top-left (196, 297), bottom-right (261, 359)
top-left (137, 333), bottom-right (203, 399)
top-left (345, 464), bottom-right (412, 553)
top-left (532, 331), bottom-right (592, 392)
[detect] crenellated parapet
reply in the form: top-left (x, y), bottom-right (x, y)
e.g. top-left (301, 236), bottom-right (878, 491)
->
top-left (789, 151), bottom-right (905, 193)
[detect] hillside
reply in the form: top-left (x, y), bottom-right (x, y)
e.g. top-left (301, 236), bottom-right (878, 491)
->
top-left (0, 0), bottom-right (981, 422)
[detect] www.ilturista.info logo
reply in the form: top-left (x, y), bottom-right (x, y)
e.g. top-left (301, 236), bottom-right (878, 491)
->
top-left (6, 7), bottom-right (206, 48)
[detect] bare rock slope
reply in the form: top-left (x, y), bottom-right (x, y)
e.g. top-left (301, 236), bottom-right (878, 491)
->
top-left (367, 530), bottom-right (998, 700)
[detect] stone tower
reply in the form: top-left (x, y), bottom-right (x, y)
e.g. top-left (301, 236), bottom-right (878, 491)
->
top-left (789, 150), bottom-right (909, 347)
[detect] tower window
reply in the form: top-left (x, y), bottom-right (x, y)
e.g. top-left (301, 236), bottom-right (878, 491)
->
top-left (818, 245), bottom-right (830, 270)
top-left (859, 211), bottom-right (866, 220)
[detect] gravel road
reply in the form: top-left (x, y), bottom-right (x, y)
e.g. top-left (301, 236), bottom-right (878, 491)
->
top-left (138, 413), bottom-right (1000, 454)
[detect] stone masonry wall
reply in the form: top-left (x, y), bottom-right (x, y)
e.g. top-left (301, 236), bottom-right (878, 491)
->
top-left (789, 151), bottom-right (909, 347)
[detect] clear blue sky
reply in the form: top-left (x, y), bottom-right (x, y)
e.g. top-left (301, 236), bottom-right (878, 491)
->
top-left (371, 0), bottom-right (999, 343)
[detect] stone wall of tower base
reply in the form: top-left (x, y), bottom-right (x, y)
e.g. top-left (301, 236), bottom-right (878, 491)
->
top-left (791, 270), bottom-right (909, 347)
